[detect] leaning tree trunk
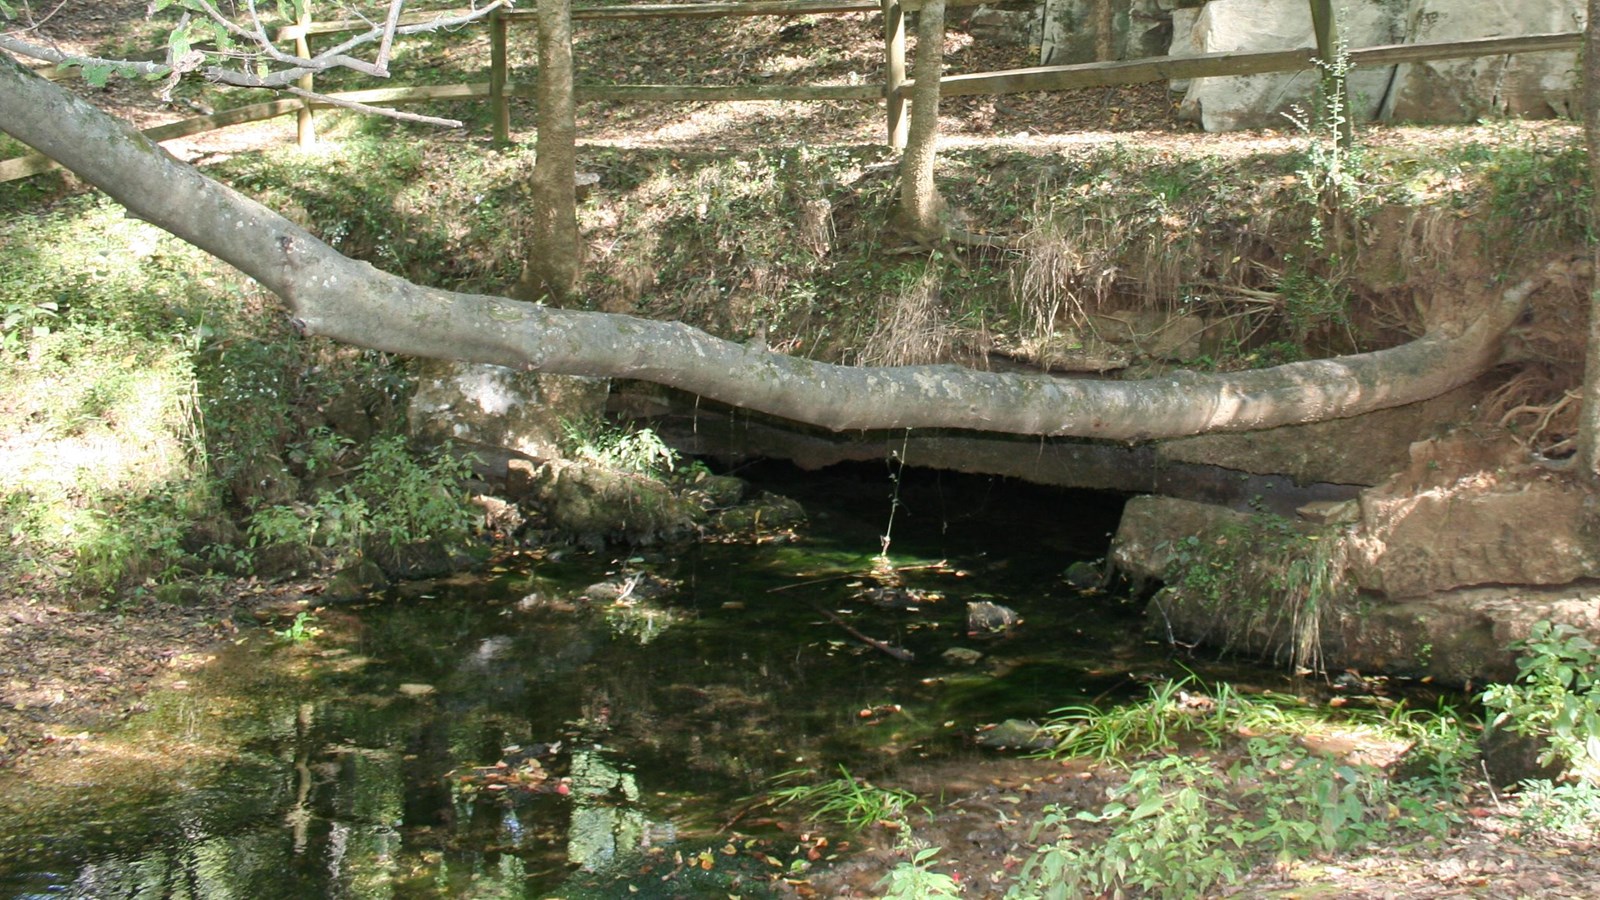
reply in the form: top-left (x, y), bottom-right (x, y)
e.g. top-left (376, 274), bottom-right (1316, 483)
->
top-left (895, 0), bottom-right (946, 242)
top-left (516, 0), bottom-right (581, 302)
top-left (0, 52), bottom-right (1543, 441)
top-left (1578, 0), bottom-right (1600, 480)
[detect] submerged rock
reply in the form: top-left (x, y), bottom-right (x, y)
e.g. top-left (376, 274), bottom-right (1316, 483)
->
top-left (942, 647), bottom-right (985, 666)
top-left (1064, 560), bottom-right (1104, 590)
top-left (323, 559), bottom-right (389, 602)
top-left (976, 719), bottom-right (1053, 751)
top-left (967, 600), bottom-right (1021, 635)
top-left (582, 572), bottom-right (677, 604)
top-left (709, 492), bottom-right (806, 538)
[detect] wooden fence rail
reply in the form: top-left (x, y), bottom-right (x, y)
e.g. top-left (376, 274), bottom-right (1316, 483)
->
top-left (0, 0), bottom-right (1585, 182)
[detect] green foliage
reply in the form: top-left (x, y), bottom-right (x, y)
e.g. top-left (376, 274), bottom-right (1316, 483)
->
top-left (249, 435), bottom-right (477, 562)
top-left (1013, 719), bottom-right (1466, 899)
top-left (355, 435), bottom-right (477, 550)
top-left (1477, 135), bottom-right (1591, 252)
top-left (1009, 755), bottom-right (1242, 900)
top-left (766, 766), bottom-right (916, 835)
top-left (1516, 778), bottom-right (1600, 839)
top-left (560, 416), bottom-right (678, 479)
top-left (1481, 621), bottom-right (1600, 779)
top-left (876, 846), bottom-right (962, 900)
top-left (1276, 264), bottom-right (1355, 347)
top-left (273, 611), bottom-right (321, 645)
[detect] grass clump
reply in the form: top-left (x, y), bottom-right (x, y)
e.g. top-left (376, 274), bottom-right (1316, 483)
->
top-left (559, 416), bottom-right (679, 479)
top-left (766, 766), bottom-right (965, 898)
top-left (1154, 511), bottom-right (1349, 674)
top-left (766, 765), bottom-right (916, 835)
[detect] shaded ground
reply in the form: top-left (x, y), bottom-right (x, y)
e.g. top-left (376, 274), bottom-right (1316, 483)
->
top-left (0, 580), bottom-right (314, 769)
top-left (4, 3), bottom-right (1599, 898)
top-left (788, 754), bottom-right (1600, 899)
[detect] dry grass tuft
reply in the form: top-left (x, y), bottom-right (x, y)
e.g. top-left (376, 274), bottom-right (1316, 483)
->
top-left (860, 266), bottom-right (953, 367)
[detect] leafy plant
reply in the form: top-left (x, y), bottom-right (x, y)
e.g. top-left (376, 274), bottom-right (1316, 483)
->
top-left (560, 416), bottom-right (678, 478)
top-left (1516, 778), bottom-right (1600, 839)
top-left (274, 611), bottom-right (321, 644)
top-left (248, 435), bottom-right (477, 563)
top-left (1010, 755), bottom-right (1241, 900)
top-left (876, 846), bottom-right (962, 900)
top-left (1013, 716), bottom-right (1465, 899)
top-left (1481, 621), bottom-right (1600, 780)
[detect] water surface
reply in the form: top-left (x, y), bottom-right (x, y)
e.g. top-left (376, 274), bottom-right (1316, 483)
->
top-left (0, 466), bottom-right (1169, 897)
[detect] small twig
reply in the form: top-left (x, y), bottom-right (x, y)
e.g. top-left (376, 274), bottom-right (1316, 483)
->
top-left (1481, 759), bottom-right (1503, 810)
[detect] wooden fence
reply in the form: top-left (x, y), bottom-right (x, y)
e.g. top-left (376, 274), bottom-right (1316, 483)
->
top-left (0, 0), bottom-right (1585, 182)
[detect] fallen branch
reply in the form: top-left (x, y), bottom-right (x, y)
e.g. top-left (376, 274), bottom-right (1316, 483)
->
top-left (810, 604), bottom-right (914, 662)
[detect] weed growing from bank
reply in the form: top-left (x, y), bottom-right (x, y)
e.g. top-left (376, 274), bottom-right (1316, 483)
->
top-left (1153, 511), bottom-right (1349, 673)
top-left (876, 845), bottom-right (961, 899)
top-left (560, 416), bottom-right (679, 478)
top-left (1482, 620), bottom-right (1600, 781)
top-left (1013, 680), bottom-right (1470, 898)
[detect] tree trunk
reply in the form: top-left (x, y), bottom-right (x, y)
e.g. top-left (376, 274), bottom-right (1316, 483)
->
top-left (516, 0), bottom-right (581, 302)
top-left (895, 0), bottom-right (945, 242)
top-left (0, 53), bottom-right (1538, 441)
top-left (1578, 0), bottom-right (1600, 479)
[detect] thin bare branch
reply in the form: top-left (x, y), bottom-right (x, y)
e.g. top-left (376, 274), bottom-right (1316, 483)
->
top-left (284, 83), bottom-right (462, 127)
top-left (375, 0), bottom-right (404, 72)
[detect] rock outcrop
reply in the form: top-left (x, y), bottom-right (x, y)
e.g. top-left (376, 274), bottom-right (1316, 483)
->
top-left (1056, 0), bottom-right (1588, 131)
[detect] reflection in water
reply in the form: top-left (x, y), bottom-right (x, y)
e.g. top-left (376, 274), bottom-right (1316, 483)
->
top-left (567, 749), bottom-right (651, 871)
top-left (0, 469), bottom-right (1139, 896)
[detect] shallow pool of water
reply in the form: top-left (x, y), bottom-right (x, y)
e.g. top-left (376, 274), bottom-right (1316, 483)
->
top-left (0, 465), bottom-right (1200, 897)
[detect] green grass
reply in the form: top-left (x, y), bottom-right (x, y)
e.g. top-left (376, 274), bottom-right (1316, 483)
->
top-left (765, 765), bottom-right (917, 834)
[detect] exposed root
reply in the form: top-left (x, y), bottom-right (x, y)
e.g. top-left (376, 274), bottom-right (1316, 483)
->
top-left (1482, 368), bottom-right (1580, 457)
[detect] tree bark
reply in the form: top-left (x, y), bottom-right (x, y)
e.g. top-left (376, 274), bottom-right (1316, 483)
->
top-left (516, 0), bottom-right (582, 302)
top-left (0, 53), bottom-right (1537, 442)
top-left (1578, 0), bottom-right (1600, 479)
top-left (895, 0), bottom-right (945, 241)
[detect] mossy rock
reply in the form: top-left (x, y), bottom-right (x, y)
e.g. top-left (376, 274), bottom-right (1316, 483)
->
top-left (323, 558), bottom-right (391, 602)
top-left (527, 459), bottom-right (698, 548)
top-left (710, 492), bottom-right (805, 537)
top-left (684, 473), bottom-right (747, 509)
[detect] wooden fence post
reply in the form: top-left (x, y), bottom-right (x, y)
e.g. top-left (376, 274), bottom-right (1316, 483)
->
top-left (1308, 0), bottom-right (1351, 148)
top-left (490, 7), bottom-right (511, 144)
top-left (295, 3), bottom-right (317, 147)
top-left (883, 0), bottom-right (907, 149)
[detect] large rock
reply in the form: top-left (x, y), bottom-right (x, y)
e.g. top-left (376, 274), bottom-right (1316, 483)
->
top-left (966, 2), bottom-right (1045, 49)
top-left (1182, 0), bottom-right (1403, 132)
top-left (1382, 0), bottom-right (1583, 123)
top-left (1167, 5), bottom-right (1203, 92)
top-left (408, 360), bottom-right (608, 462)
top-left (1040, 0), bottom-right (1173, 65)
top-left (1348, 439), bottom-right (1600, 597)
top-left (526, 459), bottom-right (698, 548)
top-left (1112, 493), bottom-right (1600, 683)
top-left (1108, 494), bottom-right (1252, 586)
top-left (1156, 380), bottom-right (1485, 487)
